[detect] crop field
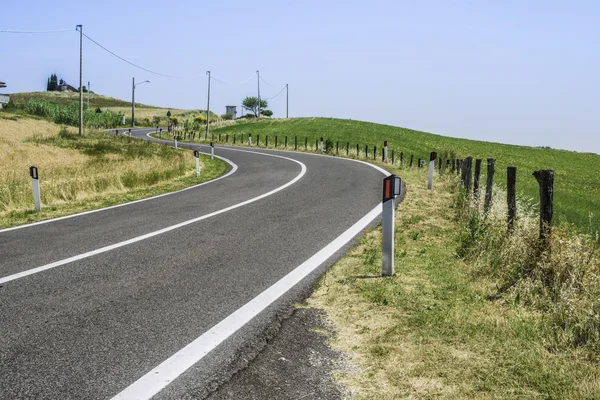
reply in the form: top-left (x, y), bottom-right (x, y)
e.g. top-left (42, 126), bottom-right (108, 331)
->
top-left (210, 118), bottom-right (600, 236)
top-left (0, 111), bottom-right (226, 228)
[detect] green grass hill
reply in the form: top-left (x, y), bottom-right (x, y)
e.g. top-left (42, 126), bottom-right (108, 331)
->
top-left (212, 118), bottom-right (600, 236)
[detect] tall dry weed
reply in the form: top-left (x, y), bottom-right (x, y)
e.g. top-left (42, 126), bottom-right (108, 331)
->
top-left (456, 184), bottom-right (600, 353)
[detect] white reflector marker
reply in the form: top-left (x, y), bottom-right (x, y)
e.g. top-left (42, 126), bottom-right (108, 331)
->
top-left (428, 152), bottom-right (437, 190)
top-left (210, 142), bottom-right (215, 159)
top-left (30, 166), bottom-right (41, 212)
top-left (382, 174), bottom-right (400, 276)
top-left (383, 141), bottom-right (388, 162)
top-left (194, 150), bottom-right (200, 177)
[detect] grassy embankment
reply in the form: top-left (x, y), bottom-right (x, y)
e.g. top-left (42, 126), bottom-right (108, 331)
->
top-left (307, 166), bottom-right (600, 399)
top-left (0, 111), bottom-right (227, 228)
top-left (205, 118), bottom-right (600, 237)
top-left (7, 92), bottom-right (218, 127)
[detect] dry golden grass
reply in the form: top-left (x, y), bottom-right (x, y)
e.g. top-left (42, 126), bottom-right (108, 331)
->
top-left (0, 113), bottom-right (226, 227)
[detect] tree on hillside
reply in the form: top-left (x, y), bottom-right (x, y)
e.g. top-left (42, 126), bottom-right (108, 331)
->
top-left (242, 96), bottom-right (268, 117)
top-left (51, 74), bottom-right (58, 90)
top-left (260, 109), bottom-right (273, 117)
top-left (47, 74), bottom-right (59, 91)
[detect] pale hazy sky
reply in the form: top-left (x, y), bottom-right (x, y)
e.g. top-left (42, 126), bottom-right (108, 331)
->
top-left (2, 0), bottom-right (599, 153)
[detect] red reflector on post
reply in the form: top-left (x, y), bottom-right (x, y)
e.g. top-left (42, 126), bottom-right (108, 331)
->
top-left (382, 174), bottom-right (396, 203)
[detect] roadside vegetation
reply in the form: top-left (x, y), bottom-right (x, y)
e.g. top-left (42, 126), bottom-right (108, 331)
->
top-left (308, 166), bottom-right (600, 399)
top-left (6, 92), bottom-right (218, 128)
top-left (0, 111), bottom-right (227, 228)
top-left (208, 118), bottom-right (600, 237)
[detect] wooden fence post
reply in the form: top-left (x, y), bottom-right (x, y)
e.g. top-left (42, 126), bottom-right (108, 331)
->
top-left (452, 159), bottom-right (456, 173)
top-left (346, 142), bottom-right (349, 155)
top-left (462, 157), bottom-right (473, 194)
top-left (391, 149), bottom-right (395, 164)
top-left (356, 143), bottom-right (359, 157)
top-left (507, 166), bottom-right (517, 230)
top-left (533, 170), bottom-right (554, 240)
top-left (305, 137), bottom-right (308, 150)
top-left (484, 158), bottom-right (495, 214)
top-left (474, 158), bottom-right (482, 201)
top-left (400, 152), bottom-right (404, 165)
top-left (374, 146), bottom-right (376, 160)
top-left (410, 155), bottom-right (414, 168)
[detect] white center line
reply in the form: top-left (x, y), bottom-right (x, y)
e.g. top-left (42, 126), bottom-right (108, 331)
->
top-left (0, 150), bottom-right (306, 285)
top-left (110, 152), bottom-right (390, 400)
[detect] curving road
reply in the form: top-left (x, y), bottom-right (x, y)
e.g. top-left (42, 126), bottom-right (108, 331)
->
top-left (0, 128), bottom-right (388, 399)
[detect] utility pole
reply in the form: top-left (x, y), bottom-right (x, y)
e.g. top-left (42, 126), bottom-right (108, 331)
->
top-left (206, 71), bottom-right (211, 138)
top-left (257, 70), bottom-right (260, 118)
top-left (286, 83), bottom-right (289, 118)
top-left (132, 78), bottom-right (150, 128)
top-left (77, 24), bottom-right (83, 135)
top-left (131, 77), bottom-right (135, 127)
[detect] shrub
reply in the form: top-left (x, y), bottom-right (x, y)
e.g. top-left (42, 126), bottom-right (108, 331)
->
top-left (325, 139), bottom-right (334, 153)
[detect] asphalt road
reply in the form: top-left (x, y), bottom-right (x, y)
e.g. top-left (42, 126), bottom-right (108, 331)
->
top-left (0, 128), bottom-right (387, 399)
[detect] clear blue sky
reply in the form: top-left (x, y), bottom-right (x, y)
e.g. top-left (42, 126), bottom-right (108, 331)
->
top-left (2, 0), bottom-right (599, 153)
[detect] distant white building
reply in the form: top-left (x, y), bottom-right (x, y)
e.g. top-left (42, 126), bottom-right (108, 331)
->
top-left (225, 105), bottom-right (237, 118)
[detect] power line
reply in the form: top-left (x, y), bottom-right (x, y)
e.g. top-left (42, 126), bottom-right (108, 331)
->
top-left (259, 75), bottom-right (274, 88)
top-left (263, 85), bottom-right (287, 101)
top-left (210, 74), bottom-right (255, 85)
top-left (0, 28), bottom-right (73, 34)
top-left (82, 32), bottom-right (202, 80)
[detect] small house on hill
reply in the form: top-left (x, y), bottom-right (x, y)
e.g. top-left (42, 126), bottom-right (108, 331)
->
top-left (0, 81), bottom-right (9, 109)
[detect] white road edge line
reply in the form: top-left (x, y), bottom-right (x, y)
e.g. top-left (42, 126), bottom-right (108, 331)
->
top-left (112, 204), bottom-right (383, 400)
top-left (111, 154), bottom-right (390, 400)
top-left (0, 150), bottom-right (237, 234)
top-left (0, 151), bottom-right (306, 285)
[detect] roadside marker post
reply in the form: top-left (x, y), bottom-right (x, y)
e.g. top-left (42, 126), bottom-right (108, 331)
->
top-left (382, 174), bottom-right (401, 276)
top-left (210, 142), bottom-right (215, 159)
top-left (320, 137), bottom-right (324, 153)
top-left (194, 150), bottom-right (201, 177)
top-left (159, 128), bottom-right (162, 138)
top-left (428, 152), bottom-right (437, 190)
top-left (383, 141), bottom-right (389, 163)
top-left (128, 128), bottom-right (132, 137)
top-left (248, 133), bottom-right (252, 146)
top-left (30, 166), bottom-right (41, 212)
top-left (174, 136), bottom-right (178, 149)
